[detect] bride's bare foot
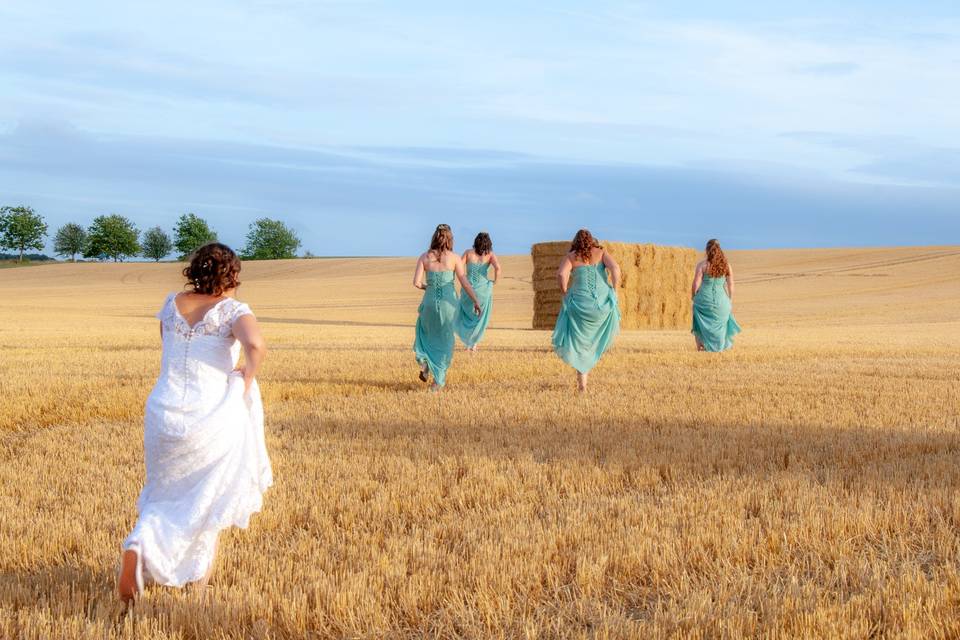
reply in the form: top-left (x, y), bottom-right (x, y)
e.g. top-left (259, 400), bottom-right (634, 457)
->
top-left (197, 537), bottom-right (219, 590)
top-left (197, 562), bottom-right (215, 590)
top-left (117, 549), bottom-right (140, 603)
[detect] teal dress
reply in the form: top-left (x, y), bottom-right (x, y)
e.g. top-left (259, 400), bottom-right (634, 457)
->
top-left (454, 262), bottom-right (493, 348)
top-left (692, 275), bottom-right (741, 352)
top-left (414, 270), bottom-right (458, 386)
top-left (552, 262), bottom-right (621, 373)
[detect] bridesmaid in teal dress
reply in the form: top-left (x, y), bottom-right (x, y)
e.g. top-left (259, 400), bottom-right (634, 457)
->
top-left (455, 232), bottom-right (501, 351)
top-left (413, 224), bottom-right (481, 390)
top-left (552, 229), bottom-right (622, 391)
top-left (691, 238), bottom-right (741, 352)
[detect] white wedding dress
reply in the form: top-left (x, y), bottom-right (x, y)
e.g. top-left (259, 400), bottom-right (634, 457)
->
top-left (123, 293), bottom-right (273, 587)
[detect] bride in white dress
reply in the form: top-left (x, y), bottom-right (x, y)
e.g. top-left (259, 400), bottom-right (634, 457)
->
top-left (118, 243), bottom-right (273, 602)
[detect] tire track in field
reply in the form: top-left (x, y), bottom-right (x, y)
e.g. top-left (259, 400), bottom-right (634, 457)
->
top-left (119, 269), bottom-right (151, 285)
top-left (738, 249), bottom-right (960, 284)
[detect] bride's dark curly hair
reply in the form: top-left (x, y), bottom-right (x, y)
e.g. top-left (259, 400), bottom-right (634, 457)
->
top-left (183, 243), bottom-right (241, 296)
top-left (570, 228), bottom-right (601, 262)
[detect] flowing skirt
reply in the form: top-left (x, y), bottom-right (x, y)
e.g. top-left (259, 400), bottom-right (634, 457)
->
top-left (552, 290), bottom-right (620, 373)
top-left (124, 373), bottom-right (272, 587)
top-left (454, 279), bottom-right (493, 348)
top-left (692, 286), bottom-right (741, 352)
top-left (414, 287), bottom-right (458, 386)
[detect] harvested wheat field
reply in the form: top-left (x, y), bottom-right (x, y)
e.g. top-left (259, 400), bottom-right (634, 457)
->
top-left (1, 246), bottom-right (959, 639)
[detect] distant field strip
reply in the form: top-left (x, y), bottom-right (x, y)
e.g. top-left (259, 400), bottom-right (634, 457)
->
top-left (737, 247), bottom-right (960, 283)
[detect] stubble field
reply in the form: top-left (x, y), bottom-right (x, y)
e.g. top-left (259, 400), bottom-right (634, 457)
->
top-left (1, 246), bottom-right (959, 639)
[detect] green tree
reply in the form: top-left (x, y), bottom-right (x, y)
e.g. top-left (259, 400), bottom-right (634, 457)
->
top-left (84, 215), bottom-right (140, 262)
top-left (242, 218), bottom-right (301, 260)
top-left (141, 226), bottom-right (173, 262)
top-left (53, 223), bottom-right (88, 262)
top-left (0, 206), bottom-right (48, 262)
top-left (173, 213), bottom-right (217, 259)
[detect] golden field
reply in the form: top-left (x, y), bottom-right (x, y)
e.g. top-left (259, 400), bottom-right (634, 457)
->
top-left (1, 246), bottom-right (959, 639)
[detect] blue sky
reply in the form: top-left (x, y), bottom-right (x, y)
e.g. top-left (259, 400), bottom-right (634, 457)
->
top-left (0, 1), bottom-right (957, 255)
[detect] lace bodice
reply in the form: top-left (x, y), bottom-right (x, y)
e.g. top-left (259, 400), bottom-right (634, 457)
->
top-left (158, 293), bottom-right (253, 341)
top-left (154, 294), bottom-right (254, 397)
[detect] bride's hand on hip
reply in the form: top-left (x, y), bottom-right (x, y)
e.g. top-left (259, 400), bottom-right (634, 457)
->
top-left (233, 366), bottom-right (254, 392)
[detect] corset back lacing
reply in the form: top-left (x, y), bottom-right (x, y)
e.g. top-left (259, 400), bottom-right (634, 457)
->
top-left (427, 272), bottom-right (451, 313)
top-left (467, 262), bottom-right (488, 286)
top-left (577, 264), bottom-right (604, 308)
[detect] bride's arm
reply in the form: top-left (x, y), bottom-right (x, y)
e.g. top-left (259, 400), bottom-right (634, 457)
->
top-left (233, 315), bottom-right (267, 392)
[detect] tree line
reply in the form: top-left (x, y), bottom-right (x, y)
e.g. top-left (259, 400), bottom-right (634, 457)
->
top-left (0, 206), bottom-right (303, 262)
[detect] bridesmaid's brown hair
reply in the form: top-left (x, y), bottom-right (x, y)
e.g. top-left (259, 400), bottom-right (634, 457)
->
top-left (429, 224), bottom-right (453, 262)
top-left (473, 232), bottom-right (492, 256)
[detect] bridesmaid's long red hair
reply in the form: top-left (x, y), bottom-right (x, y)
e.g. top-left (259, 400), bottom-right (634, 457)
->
top-left (705, 239), bottom-right (730, 277)
top-left (570, 229), bottom-right (601, 263)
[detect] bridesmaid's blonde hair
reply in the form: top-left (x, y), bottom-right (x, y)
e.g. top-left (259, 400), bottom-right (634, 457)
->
top-left (429, 224), bottom-right (453, 262)
top-left (705, 239), bottom-right (730, 277)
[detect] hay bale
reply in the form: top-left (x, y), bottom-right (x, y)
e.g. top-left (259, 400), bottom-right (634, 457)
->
top-left (532, 240), bottom-right (698, 330)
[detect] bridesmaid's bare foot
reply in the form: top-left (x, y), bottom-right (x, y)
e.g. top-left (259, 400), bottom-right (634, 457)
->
top-left (418, 362), bottom-right (429, 382)
top-left (576, 372), bottom-right (588, 392)
top-left (117, 549), bottom-right (140, 603)
top-left (430, 383), bottom-right (442, 392)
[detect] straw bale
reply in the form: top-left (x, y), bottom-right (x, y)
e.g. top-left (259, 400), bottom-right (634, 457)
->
top-left (531, 240), bottom-right (697, 330)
